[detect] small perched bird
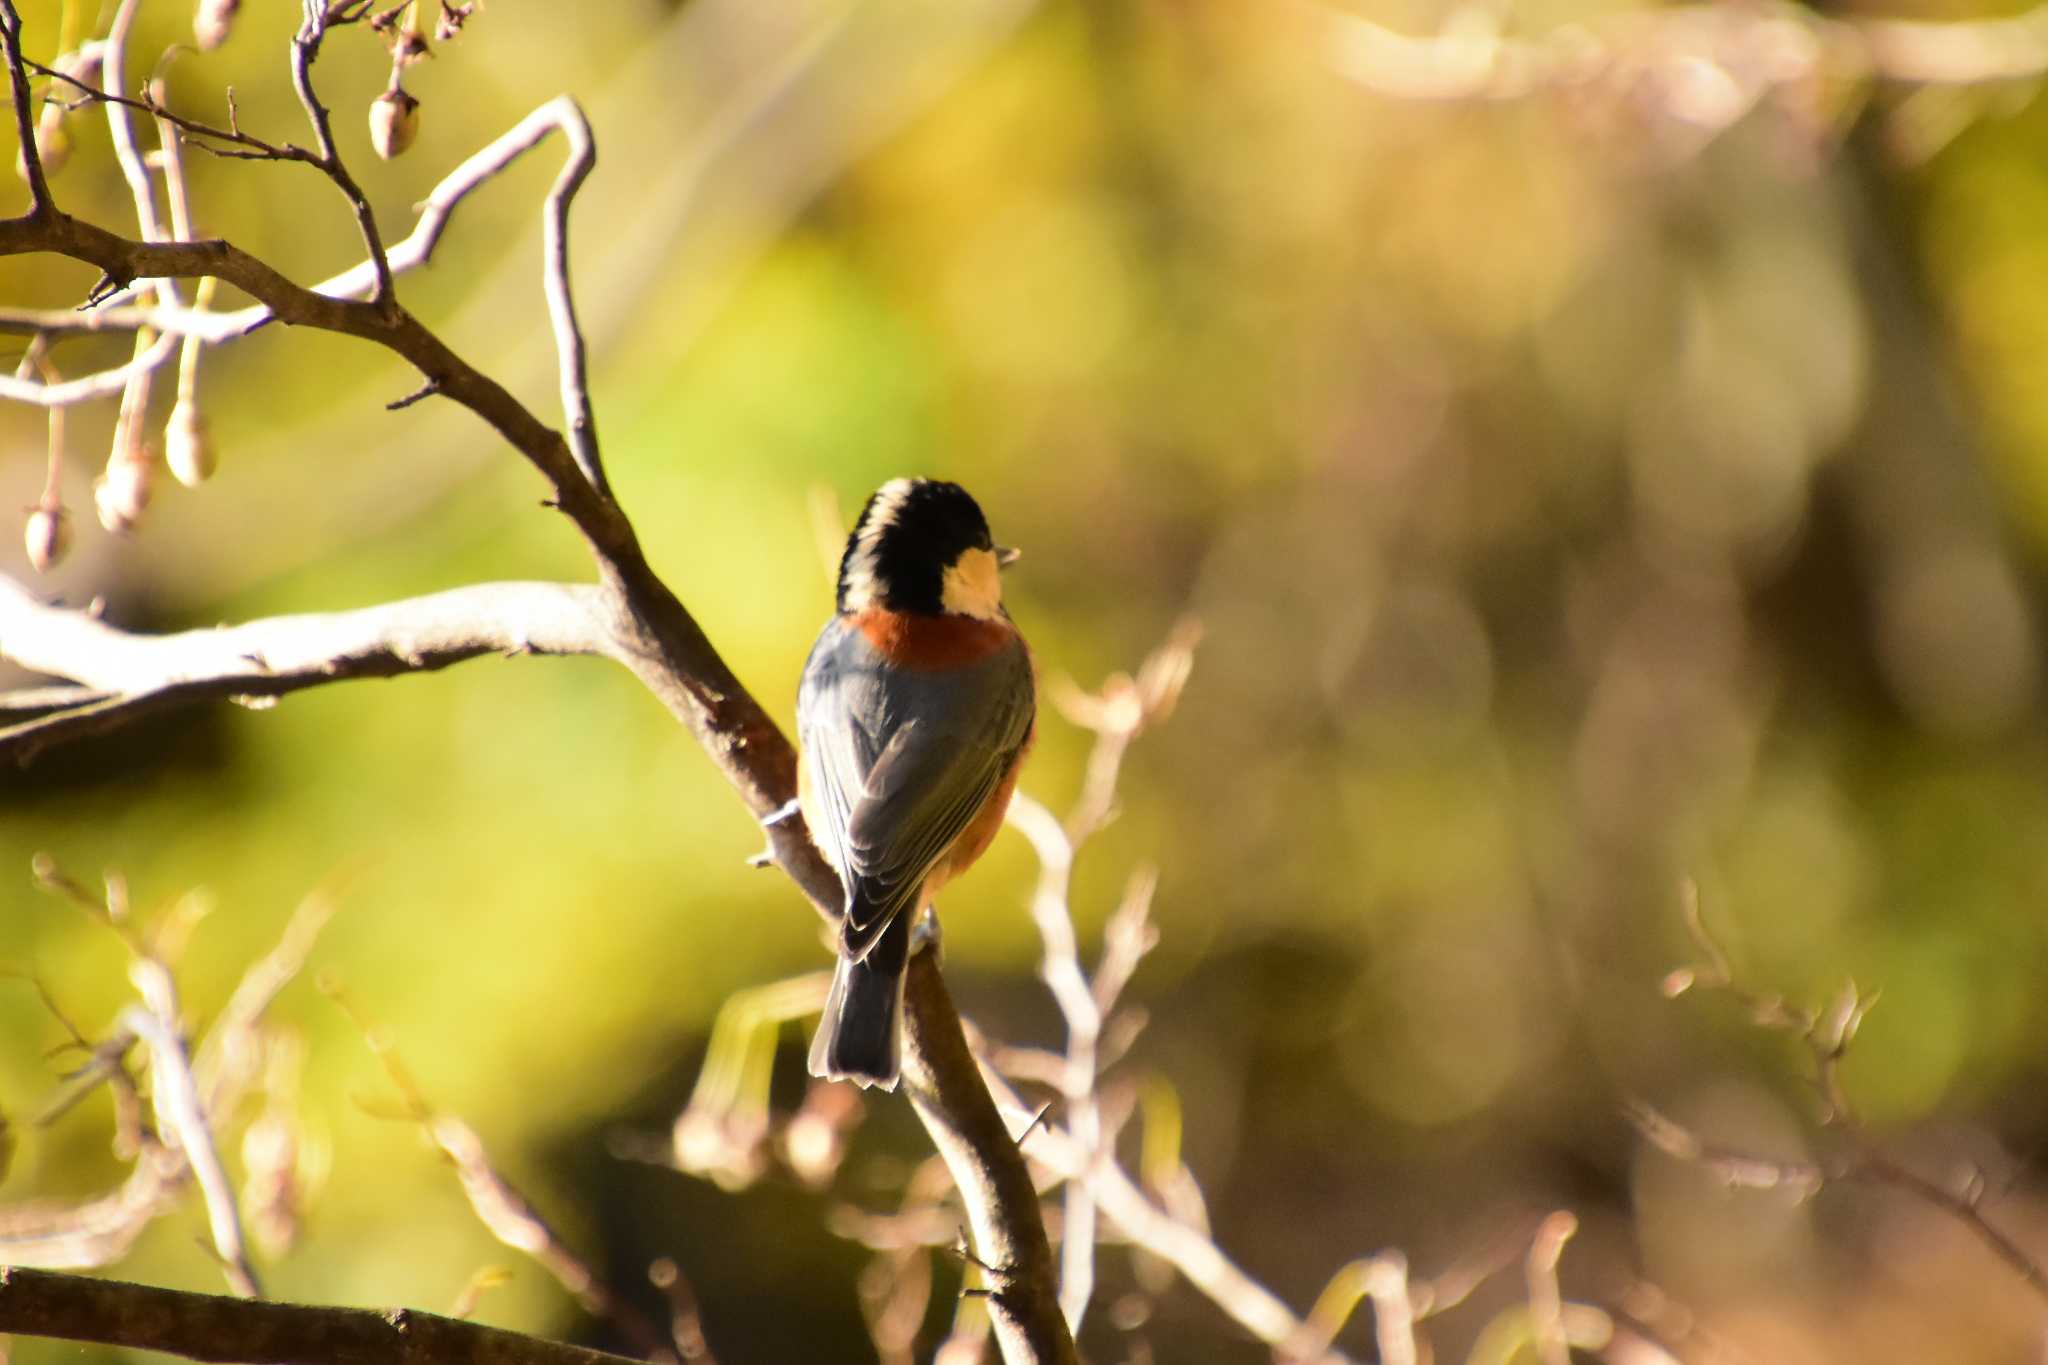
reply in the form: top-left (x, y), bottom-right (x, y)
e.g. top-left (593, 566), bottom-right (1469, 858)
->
top-left (798, 478), bottom-right (1036, 1090)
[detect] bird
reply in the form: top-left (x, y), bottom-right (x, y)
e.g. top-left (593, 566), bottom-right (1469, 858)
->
top-left (797, 478), bottom-right (1036, 1090)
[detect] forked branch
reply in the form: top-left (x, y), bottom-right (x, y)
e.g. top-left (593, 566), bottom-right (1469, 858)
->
top-left (0, 2), bottom-right (1072, 1360)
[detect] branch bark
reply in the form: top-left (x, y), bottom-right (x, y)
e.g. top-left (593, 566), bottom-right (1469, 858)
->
top-left (0, 1266), bottom-right (647, 1365)
top-left (0, 578), bottom-right (612, 762)
top-left (900, 955), bottom-right (1077, 1365)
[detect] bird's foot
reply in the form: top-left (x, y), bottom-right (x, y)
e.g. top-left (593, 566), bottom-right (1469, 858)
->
top-left (746, 798), bottom-right (804, 867)
top-left (911, 905), bottom-right (943, 964)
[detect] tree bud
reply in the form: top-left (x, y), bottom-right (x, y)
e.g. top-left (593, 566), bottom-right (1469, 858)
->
top-left (194, 0), bottom-right (241, 50)
top-left (96, 446), bottom-right (154, 534)
top-left (24, 502), bottom-right (69, 573)
top-left (368, 87), bottom-right (420, 160)
top-left (16, 104), bottom-right (67, 182)
top-left (165, 400), bottom-right (218, 486)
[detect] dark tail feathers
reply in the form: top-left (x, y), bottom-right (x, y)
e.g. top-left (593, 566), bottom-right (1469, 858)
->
top-left (808, 911), bottom-right (910, 1090)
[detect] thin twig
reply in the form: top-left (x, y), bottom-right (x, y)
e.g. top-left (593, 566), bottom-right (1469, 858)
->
top-left (1524, 1211), bottom-right (1576, 1365)
top-left (117, 1003), bottom-right (260, 1299)
top-left (290, 1), bottom-right (396, 309)
top-left (325, 981), bottom-right (680, 1361)
top-left (1004, 629), bottom-right (1191, 1335)
top-left (29, 55), bottom-right (305, 157)
top-left (0, 1), bottom-right (52, 212)
top-left (0, 323), bottom-right (179, 408)
top-left (1653, 889), bottom-right (2048, 1306)
top-left (535, 98), bottom-right (605, 498)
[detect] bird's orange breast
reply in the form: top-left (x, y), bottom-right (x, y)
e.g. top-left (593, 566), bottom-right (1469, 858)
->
top-left (922, 722), bottom-right (1033, 902)
top-left (847, 607), bottom-right (1018, 670)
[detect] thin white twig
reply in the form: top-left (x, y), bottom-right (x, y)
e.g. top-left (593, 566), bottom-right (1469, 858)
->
top-left (1007, 793), bottom-right (1103, 1335)
top-left (75, 97), bottom-right (607, 329)
top-left (975, 1061), bottom-right (1351, 1361)
top-left (1366, 1254), bottom-right (1416, 1365)
top-left (118, 975), bottom-right (261, 1299)
top-left (0, 330), bottom-right (180, 407)
top-left (532, 96), bottom-right (605, 498)
top-left (1005, 631), bottom-right (1191, 1337)
top-left (101, 2), bottom-right (167, 250)
top-left (0, 575), bottom-right (612, 764)
top-left (1525, 1211), bottom-right (1577, 1365)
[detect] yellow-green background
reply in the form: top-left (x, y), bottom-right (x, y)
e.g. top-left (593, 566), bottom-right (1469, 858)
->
top-left (5, 0), bottom-right (2048, 1360)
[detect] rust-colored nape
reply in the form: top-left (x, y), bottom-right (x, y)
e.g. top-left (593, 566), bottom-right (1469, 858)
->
top-left (848, 607), bottom-right (1016, 671)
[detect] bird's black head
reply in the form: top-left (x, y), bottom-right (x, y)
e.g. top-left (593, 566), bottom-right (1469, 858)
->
top-left (837, 478), bottom-right (1007, 618)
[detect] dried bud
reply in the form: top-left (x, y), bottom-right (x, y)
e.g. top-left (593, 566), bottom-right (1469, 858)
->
top-left (16, 103), bottom-right (68, 182)
top-left (96, 445), bottom-right (154, 534)
top-left (368, 87), bottom-right (420, 160)
top-left (62, 47), bottom-right (106, 90)
top-left (435, 2), bottom-right (477, 41)
top-left (19, 52), bottom-right (101, 184)
top-left (164, 400), bottom-right (218, 486)
top-left (391, 29), bottom-right (430, 66)
top-left (24, 502), bottom-right (69, 573)
top-left (194, 0), bottom-right (242, 51)
top-left (241, 1108), bottom-right (302, 1258)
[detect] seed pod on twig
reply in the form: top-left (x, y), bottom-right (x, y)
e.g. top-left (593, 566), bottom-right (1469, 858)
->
top-left (368, 87), bottom-right (420, 160)
top-left (15, 49), bottom-right (100, 183)
top-left (16, 101), bottom-right (69, 182)
top-left (164, 399), bottom-right (218, 486)
top-left (96, 444), bottom-right (154, 534)
top-left (194, 0), bottom-right (242, 51)
top-left (24, 501), bottom-right (70, 573)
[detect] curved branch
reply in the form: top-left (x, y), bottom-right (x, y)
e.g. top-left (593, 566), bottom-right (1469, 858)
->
top-left (0, 98), bottom-right (602, 343)
top-left (0, 1266), bottom-right (646, 1365)
top-left (0, 577), bottom-right (612, 763)
top-left (0, 327), bottom-right (178, 406)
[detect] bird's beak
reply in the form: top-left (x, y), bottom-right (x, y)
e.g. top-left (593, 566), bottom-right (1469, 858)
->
top-left (995, 545), bottom-right (1022, 569)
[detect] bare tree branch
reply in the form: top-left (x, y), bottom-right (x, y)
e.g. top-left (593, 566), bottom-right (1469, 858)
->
top-left (0, 328), bottom-right (179, 407)
top-left (119, 1002), bottom-right (261, 1299)
top-left (0, 1), bottom-right (51, 212)
top-left (0, 1267), bottom-right (649, 1365)
top-left (997, 623), bottom-right (1191, 1335)
top-left (321, 978), bottom-right (686, 1362)
top-left (0, 577), bottom-right (612, 763)
top-left (1649, 884), bottom-right (2048, 1306)
top-left (971, 1057), bottom-right (1355, 1363)
top-left (0, 98), bottom-right (601, 345)
top-left (288, 0), bottom-right (397, 310)
top-left (900, 954), bottom-right (1077, 1365)
top-left (534, 99), bottom-right (603, 498)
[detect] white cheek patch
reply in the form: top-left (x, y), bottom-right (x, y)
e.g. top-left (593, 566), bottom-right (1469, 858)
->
top-left (941, 548), bottom-right (1003, 620)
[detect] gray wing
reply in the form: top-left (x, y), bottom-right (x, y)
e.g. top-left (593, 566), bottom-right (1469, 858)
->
top-left (801, 624), bottom-right (1033, 961)
top-left (797, 627), bottom-right (877, 897)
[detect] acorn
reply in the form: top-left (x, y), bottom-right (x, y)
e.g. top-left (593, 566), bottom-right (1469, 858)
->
top-left (164, 399), bottom-right (217, 486)
top-left (368, 87), bottom-right (420, 160)
top-left (194, 0), bottom-right (241, 50)
top-left (24, 501), bottom-right (69, 573)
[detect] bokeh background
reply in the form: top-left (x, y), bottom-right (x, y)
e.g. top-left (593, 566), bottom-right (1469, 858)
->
top-left (5, 0), bottom-right (2048, 1360)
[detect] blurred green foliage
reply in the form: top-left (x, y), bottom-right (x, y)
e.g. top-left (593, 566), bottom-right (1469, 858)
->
top-left (5, 0), bottom-right (2048, 1360)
